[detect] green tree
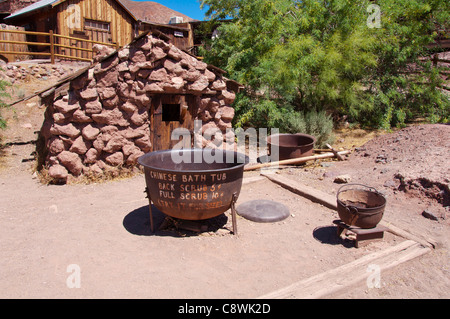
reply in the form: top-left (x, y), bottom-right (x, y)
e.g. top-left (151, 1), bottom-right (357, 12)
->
top-left (201, 0), bottom-right (450, 130)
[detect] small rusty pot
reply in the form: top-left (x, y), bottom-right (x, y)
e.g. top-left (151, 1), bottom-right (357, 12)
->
top-left (267, 133), bottom-right (316, 161)
top-left (336, 184), bottom-right (386, 229)
top-left (138, 149), bottom-right (249, 221)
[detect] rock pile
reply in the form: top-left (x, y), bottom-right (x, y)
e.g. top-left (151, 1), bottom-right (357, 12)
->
top-left (39, 33), bottom-right (239, 183)
top-left (0, 63), bottom-right (78, 84)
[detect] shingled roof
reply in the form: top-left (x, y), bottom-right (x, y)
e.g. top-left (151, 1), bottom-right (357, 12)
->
top-left (119, 0), bottom-right (195, 24)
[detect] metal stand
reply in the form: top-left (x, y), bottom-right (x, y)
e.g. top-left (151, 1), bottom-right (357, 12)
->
top-left (145, 187), bottom-right (154, 233)
top-left (231, 193), bottom-right (238, 235)
top-left (334, 220), bottom-right (387, 248)
top-left (144, 188), bottom-right (238, 236)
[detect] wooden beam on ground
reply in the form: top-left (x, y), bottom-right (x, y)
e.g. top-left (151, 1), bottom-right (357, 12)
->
top-left (261, 172), bottom-right (338, 210)
top-left (258, 240), bottom-right (431, 299)
top-left (244, 151), bottom-right (350, 172)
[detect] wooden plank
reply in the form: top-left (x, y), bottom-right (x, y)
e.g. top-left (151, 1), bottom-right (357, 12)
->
top-left (53, 33), bottom-right (115, 47)
top-left (0, 40), bottom-right (50, 46)
top-left (0, 51), bottom-right (51, 56)
top-left (378, 220), bottom-right (439, 249)
top-left (261, 172), bottom-right (338, 210)
top-left (54, 43), bottom-right (93, 52)
top-left (0, 29), bottom-right (50, 36)
top-left (258, 240), bottom-right (430, 299)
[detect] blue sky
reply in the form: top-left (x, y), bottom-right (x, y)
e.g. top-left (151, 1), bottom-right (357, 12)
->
top-left (135, 0), bottom-right (209, 21)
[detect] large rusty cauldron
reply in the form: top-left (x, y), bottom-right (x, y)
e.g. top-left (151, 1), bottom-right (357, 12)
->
top-left (267, 133), bottom-right (316, 161)
top-left (138, 149), bottom-right (249, 232)
top-left (336, 184), bottom-right (386, 229)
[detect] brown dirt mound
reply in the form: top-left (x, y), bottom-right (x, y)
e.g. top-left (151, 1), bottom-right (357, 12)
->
top-left (353, 124), bottom-right (450, 207)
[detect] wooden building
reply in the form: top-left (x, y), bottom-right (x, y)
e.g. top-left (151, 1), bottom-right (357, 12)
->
top-left (2, 0), bottom-right (221, 62)
top-left (4, 0), bottom-right (139, 59)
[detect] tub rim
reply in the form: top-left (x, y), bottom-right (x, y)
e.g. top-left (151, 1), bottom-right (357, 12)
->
top-left (138, 148), bottom-right (249, 174)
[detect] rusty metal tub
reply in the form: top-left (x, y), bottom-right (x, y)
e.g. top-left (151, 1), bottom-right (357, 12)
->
top-left (336, 184), bottom-right (386, 229)
top-left (267, 133), bottom-right (316, 161)
top-left (138, 149), bottom-right (249, 223)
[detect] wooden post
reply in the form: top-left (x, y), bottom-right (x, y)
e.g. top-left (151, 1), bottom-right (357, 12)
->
top-left (49, 30), bottom-right (55, 64)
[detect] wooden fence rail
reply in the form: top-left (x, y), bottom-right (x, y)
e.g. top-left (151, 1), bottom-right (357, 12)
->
top-left (0, 28), bottom-right (118, 63)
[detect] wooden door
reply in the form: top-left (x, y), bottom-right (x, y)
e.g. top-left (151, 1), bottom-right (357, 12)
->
top-left (150, 95), bottom-right (198, 151)
top-left (69, 31), bottom-right (90, 60)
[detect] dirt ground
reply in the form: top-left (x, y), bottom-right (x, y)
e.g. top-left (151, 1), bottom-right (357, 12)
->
top-left (0, 62), bottom-right (449, 299)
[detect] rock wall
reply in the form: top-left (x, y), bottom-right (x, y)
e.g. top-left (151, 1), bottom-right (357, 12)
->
top-left (39, 33), bottom-right (239, 183)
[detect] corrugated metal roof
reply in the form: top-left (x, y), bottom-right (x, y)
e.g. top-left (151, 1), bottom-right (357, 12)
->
top-left (5, 0), bottom-right (58, 20)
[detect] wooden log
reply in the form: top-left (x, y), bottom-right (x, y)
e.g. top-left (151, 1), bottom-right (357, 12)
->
top-left (244, 150), bottom-right (350, 171)
top-left (258, 240), bottom-right (430, 299)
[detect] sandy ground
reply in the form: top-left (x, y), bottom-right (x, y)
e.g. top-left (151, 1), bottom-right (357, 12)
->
top-left (0, 64), bottom-right (449, 299)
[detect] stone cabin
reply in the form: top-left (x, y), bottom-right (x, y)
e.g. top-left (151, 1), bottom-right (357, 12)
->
top-left (38, 31), bottom-right (242, 183)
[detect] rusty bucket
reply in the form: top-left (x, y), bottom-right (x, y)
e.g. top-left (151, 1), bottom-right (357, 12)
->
top-left (336, 184), bottom-right (386, 229)
top-left (138, 149), bottom-right (249, 221)
top-left (267, 133), bottom-right (316, 161)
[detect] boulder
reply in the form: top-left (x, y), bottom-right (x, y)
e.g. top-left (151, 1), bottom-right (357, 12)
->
top-left (218, 106), bottom-right (235, 122)
top-left (103, 135), bottom-right (129, 153)
top-left (50, 123), bottom-right (80, 138)
top-left (47, 138), bottom-right (65, 155)
top-left (220, 90), bottom-right (236, 104)
top-left (105, 152), bottom-right (125, 166)
top-left (210, 79), bottom-right (227, 91)
top-left (48, 164), bottom-right (69, 181)
top-left (151, 46), bottom-right (167, 61)
top-left (130, 49), bottom-right (147, 64)
top-left (97, 86), bottom-right (117, 100)
top-left (334, 174), bottom-right (351, 184)
top-left (148, 68), bottom-right (168, 82)
top-left (84, 148), bottom-right (99, 164)
top-left (72, 110), bottom-right (93, 123)
top-left (120, 101), bottom-right (137, 114)
top-left (57, 151), bottom-right (83, 176)
top-left (96, 69), bottom-right (119, 87)
top-left (79, 88), bottom-right (98, 100)
top-left (92, 44), bottom-right (116, 63)
top-left (188, 75), bottom-right (209, 93)
top-left (118, 47), bottom-right (129, 61)
top-left (84, 99), bottom-right (103, 114)
top-left (91, 109), bottom-right (129, 127)
top-left (69, 136), bottom-right (90, 155)
top-left (53, 99), bottom-right (80, 114)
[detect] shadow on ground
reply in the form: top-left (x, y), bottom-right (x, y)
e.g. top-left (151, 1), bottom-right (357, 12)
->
top-left (123, 205), bottom-right (229, 237)
top-left (312, 225), bottom-right (355, 248)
